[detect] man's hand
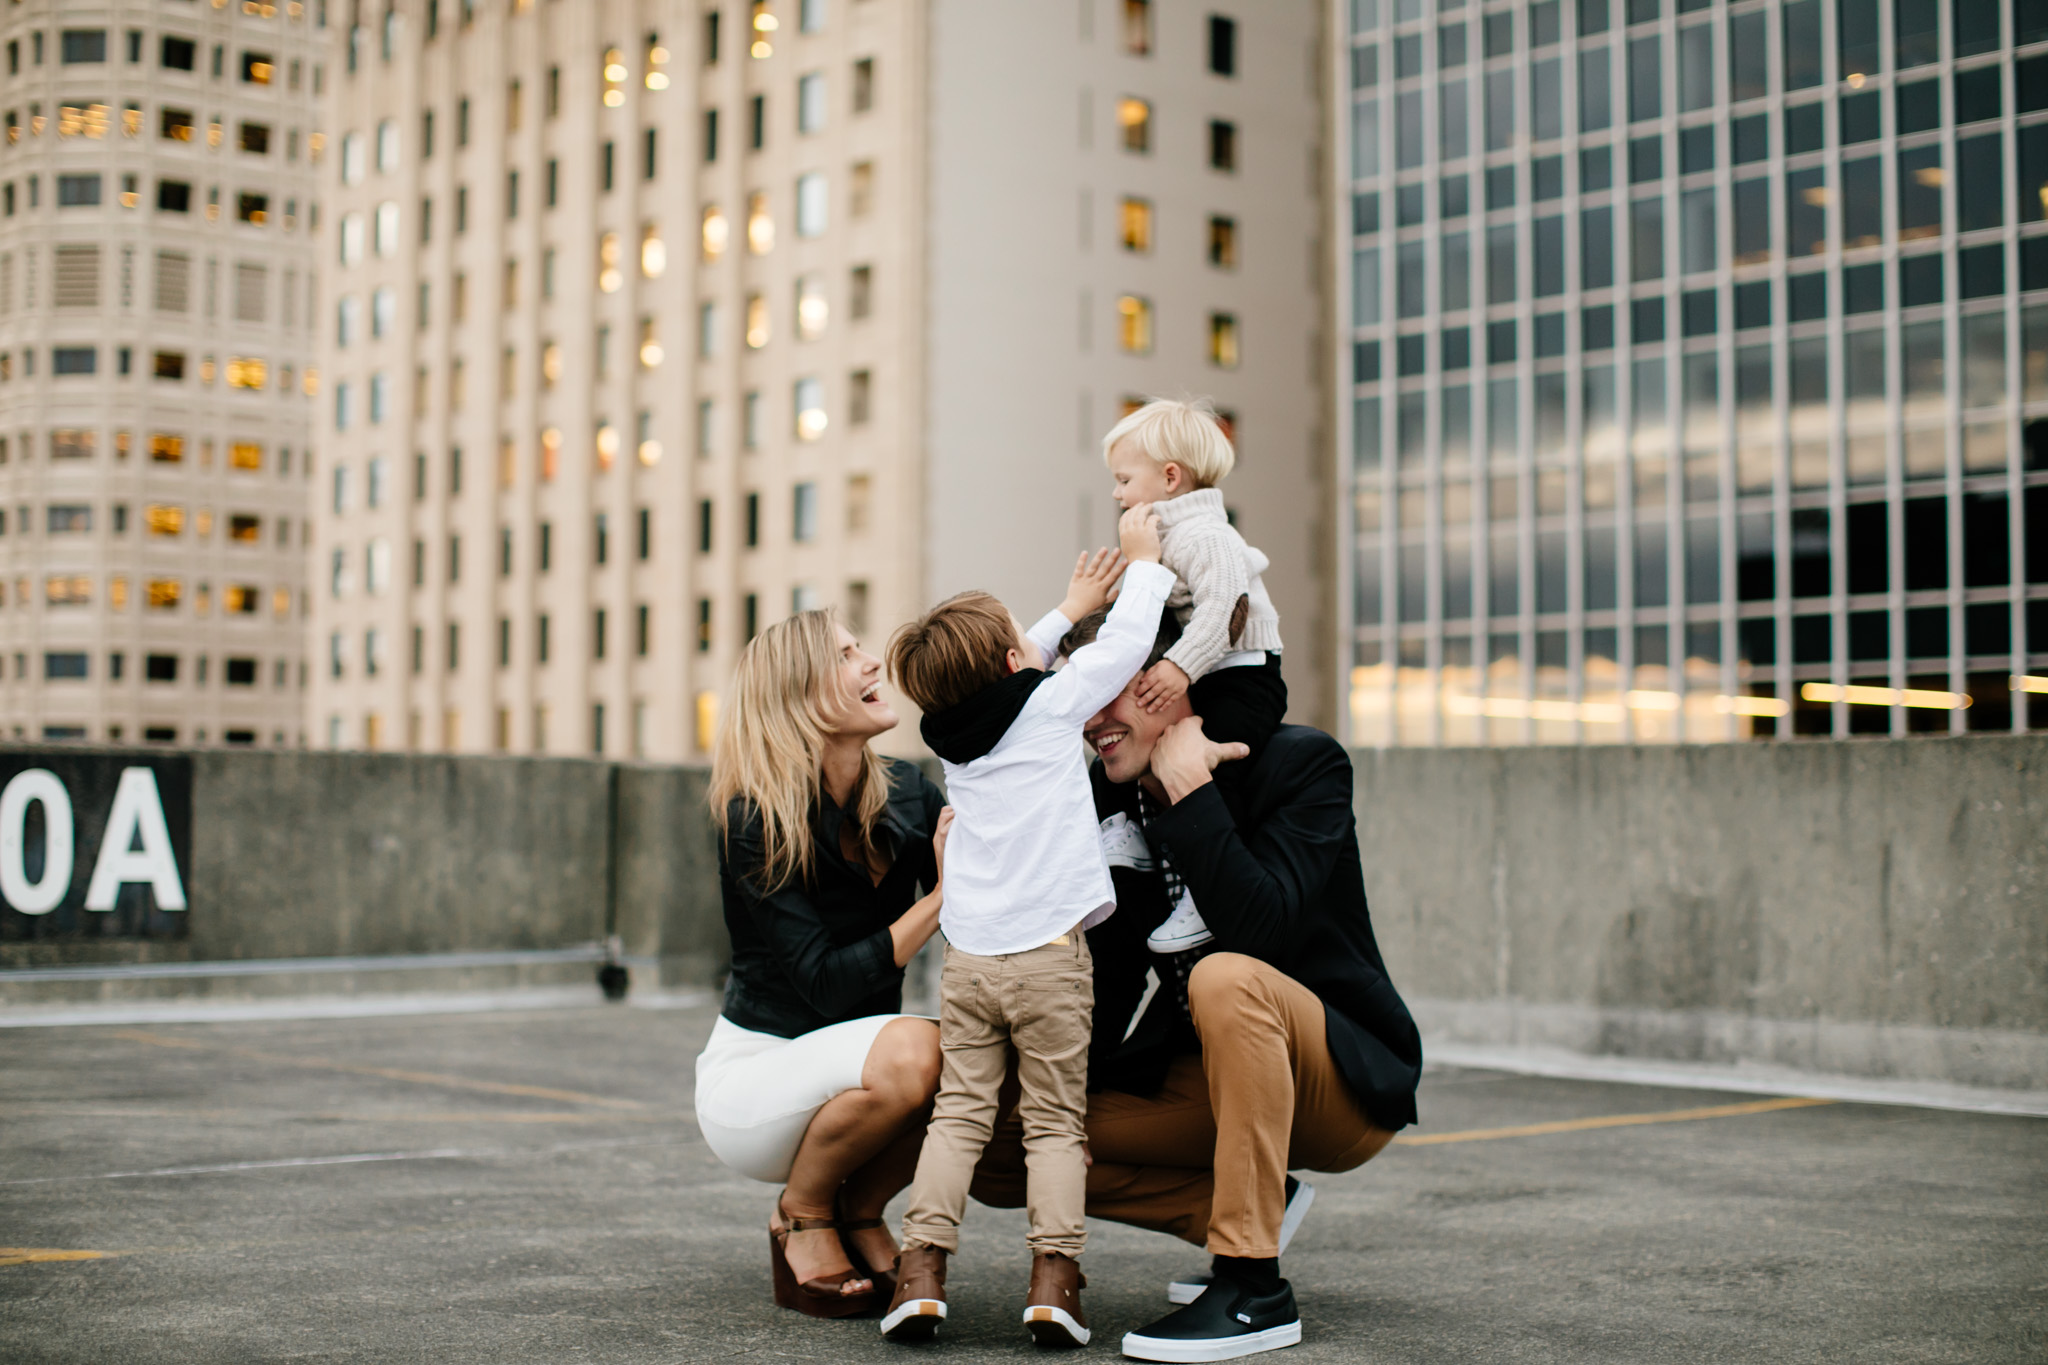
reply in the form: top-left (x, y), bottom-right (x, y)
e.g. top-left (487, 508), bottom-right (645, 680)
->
top-left (1151, 717), bottom-right (1249, 804)
top-left (1134, 659), bottom-right (1191, 713)
top-left (1117, 503), bottom-right (1163, 565)
top-left (1057, 547), bottom-right (1127, 624)
top-left (932, 807), bottom-right (955, 884)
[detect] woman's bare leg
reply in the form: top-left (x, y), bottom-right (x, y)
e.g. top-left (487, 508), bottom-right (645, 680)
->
top-left (777, 1018), bottom-right (941, 1288)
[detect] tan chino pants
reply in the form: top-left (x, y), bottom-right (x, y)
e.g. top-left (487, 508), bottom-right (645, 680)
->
top-left (970, 952), bottom-right (1395, 1256)
top-left (902, 933), bottom-right (1094, 1259)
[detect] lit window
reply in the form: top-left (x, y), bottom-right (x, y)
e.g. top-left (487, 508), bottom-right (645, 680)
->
top-left (228, 514), bottom-right (261, 542)
top-left (376, 118), bottom-right (399, 170)
top-left (641, 222), bottom-right (666, 276)
top-left (702, 204), bottom-right (729, 260)
top-left (750, 0), bottom-right (779, 59)
top-left (747, 191), bottom-right (774, 253)
top-left (645, 36), bottom-right (670, 89)
top-left (1120, 197), bottom-right (1152, 253)
top-left (229, 442), bottom-right (263, 470)
top-left (1124, 0), bottom-right (1152, 55)
top-left (1209, 313), bottom-right (1239, 369)
top-left (598, 232), bottom-right (622, 291)
top-left (746, 293), bottom-right (770, 348)
top-left (639, 317), bottom-right (663, 368)
top-left (796, 172), bottom-right (827, 236)
top-left (1208, 215), bottom-right (1238, 268)
top-left (1117, 295), bottom-right (1153, 353)
top-left (339, 212), bottom-right (365, 264)
top-left (795, 273), bottom-right (828, 339)
top-left (148, 432), bottom-right (184, 463)
top-left (794, 376), bottom-right (826, 440)
top-left (226, 356), bottom-right (268, 389)
top-left (1119, 97), bottom-right (1151, 153)
top-left (596, 421), bottom-right (621, 470)
top-left (374, 200), bottom-right (399, 254)
top-left (602, 46), bottom-right (627, 106)
top-left (46, 576), bottom-right (93, 606)
top-left (146, 578), bottom-right (182, 610)
top-left (225, 585), bottom-right (259, 614)
top-left (542, 341), bottom-right (563, 387)
top-left (541, 426), bottom-right (563, 481)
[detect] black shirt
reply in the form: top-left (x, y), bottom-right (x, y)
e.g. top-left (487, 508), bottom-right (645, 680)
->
top-left (718, 757), bottom-right (948, 1039)
top-left (1084, 725), bottom-right (1422, 1132)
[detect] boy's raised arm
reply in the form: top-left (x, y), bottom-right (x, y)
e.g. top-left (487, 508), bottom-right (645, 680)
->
top-left (1039, 508), bottom-right (1171, 721)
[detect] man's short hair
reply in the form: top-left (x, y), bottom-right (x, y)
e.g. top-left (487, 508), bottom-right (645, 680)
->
top-left (1100, 396), bottom-right (1237, 488)
top-left (1059, 607), bottom-right (1181, 672)
top-left (886, 591), bottom-right (1018, 714)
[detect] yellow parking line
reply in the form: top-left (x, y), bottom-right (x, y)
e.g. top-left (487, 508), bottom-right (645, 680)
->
top-left (0, 1249), bottom-right (117, 1267)
top-left (108, 1030), bottom-right (647, 1111)
top-left (1394, 1095), bottom-right (1834, 1146)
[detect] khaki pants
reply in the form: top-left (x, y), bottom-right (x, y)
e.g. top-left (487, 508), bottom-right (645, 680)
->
top-left (902, 934), bottom-right (1095, 1259)
top-left (970, 952), bottom-right (1395, 1257)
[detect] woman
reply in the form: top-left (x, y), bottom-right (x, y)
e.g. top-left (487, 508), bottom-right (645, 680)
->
top-left (695, 609), bottom-right (951, 1318)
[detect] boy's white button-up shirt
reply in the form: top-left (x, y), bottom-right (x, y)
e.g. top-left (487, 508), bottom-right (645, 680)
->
top-left (934, 560), bottom-right (1175, 957)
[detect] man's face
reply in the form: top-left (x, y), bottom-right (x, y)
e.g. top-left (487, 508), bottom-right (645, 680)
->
top-left (1083, 675), bottom-right (1192, 784)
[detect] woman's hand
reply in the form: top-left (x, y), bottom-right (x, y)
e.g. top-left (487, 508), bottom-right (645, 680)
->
top-left (1057, 548), bottom-right (1128, 624)
top-left (1151, 717), bottom-right (1250, 804)
top-left (932, 806), bottom-right (955, 887)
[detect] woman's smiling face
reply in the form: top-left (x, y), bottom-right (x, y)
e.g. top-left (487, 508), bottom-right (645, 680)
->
top-left (825, 624), bottom-right (898, 739)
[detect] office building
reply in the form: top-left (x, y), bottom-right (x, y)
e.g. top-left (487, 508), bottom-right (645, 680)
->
top-left (312, 0), bottom-right (1329, 759)
top-left (1338, 0), bottom-right (2048, 744)
top-left (0, 1), bottom-right (323, 746)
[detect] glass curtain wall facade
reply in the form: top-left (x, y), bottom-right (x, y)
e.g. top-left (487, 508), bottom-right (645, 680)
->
top-left (1340, 0), bottom-right (2048, 745)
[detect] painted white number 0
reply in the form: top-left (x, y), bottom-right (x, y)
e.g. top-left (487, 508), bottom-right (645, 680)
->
top-left (0, 769), bottom-right (75, 915)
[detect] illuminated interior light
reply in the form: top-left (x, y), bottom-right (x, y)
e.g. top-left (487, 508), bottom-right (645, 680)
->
top-left (2013, 675), bottom-right (2048, 696)
top-left (1714, 694), bottom-right (1792, 718)
top-left (1800, 683), bottom-right (1972, 710)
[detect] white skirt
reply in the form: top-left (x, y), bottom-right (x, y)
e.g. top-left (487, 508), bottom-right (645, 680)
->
top-left (693, 1012), bottom-right (915, 1184)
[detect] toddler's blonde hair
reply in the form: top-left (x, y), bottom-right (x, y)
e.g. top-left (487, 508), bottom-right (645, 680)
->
top-left (1100, 396), bottom-right (1236, 489)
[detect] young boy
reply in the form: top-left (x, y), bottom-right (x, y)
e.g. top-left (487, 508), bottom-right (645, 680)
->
top-left (879, 505), bottom-right (1171, 1349)
top-left (1103, 396), bottom-right (1287, 955)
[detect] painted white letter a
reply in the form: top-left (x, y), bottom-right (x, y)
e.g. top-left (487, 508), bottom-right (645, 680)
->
top-left (83, 767), bottom-right (187, 912)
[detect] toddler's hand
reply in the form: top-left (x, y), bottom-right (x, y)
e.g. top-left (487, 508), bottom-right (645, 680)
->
top-left (1134, 660), bottom-right (1190, 713)
top-left (1058, 547), bottom-right (1127, 623)
top-left (1117, 504), bottom-right (1163, 565)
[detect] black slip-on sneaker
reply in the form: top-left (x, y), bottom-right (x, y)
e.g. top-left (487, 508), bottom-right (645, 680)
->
top-left (1120, 1279), bottom-right (1302, 1363)
top-left (1166, 1178), bottom-right (1315, 1305)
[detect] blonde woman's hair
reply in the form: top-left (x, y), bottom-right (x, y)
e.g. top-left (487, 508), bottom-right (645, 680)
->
top-left (1101, 396), bottom-right (1237, 488)
top-left (709, 608), bottom-right (890, 892)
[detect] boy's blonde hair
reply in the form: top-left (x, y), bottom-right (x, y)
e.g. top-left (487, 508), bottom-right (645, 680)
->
top-left (1100, 396), bottom-right (1236, 489)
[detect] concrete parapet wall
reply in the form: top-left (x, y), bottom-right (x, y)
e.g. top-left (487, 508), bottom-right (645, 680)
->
top-left (1354, 736), bottom-right (2048, 1090)
top-left (3, 739), bottom-right (2043, 1091)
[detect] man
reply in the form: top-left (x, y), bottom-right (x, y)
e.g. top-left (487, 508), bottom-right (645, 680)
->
top-left (970, 615), bottom-right (1422, 1362)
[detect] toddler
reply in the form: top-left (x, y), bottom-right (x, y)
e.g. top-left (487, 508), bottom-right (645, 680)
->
top-left (1103, 397), bottom-right (1287, 954)
top-left (877, 506), bottom-right (1171, 1349)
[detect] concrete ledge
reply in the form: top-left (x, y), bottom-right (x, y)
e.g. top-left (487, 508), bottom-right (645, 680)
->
top-left (1412, 995), bottom-right (2048, 1095)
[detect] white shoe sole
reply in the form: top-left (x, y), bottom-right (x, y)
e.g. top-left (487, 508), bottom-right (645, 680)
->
top-left (1120, 1320), bottom-right (1302, 1362)
top-left (1146, 931), bottom-right (1216, 954)
top-left (880, 1298), bottom-right (946, 1340)
top-left (1023, 1304), bottom-right (1091, 1347)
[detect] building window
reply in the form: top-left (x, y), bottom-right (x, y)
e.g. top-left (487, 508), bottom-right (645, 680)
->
top-left (1119, 97), bottom-right (1152, 153)
top-left (1209, 120), bottom-right (1237, 172)
top-left (57, 174), bottom-right (101, 206)
top-left (798, 72), bottom-right (827, 133)
top-left (745, 492), bottom-right (761, 548)
top-left (795, 377), bottom-right (827, 440)
top-left (849, 369), bottom-right (872, 425)
top-left (796, 172), bottom-right (828, 236)
top-left (850, 264), bottom-right (873, 318)
top-left (853, 58), bottom-right (875, 112)
top-left (1124, 0), bottom-right (1153, 55)
top-left (1208, 15), bottom-right (1237, 77)
top-left (796, 273), bottom-right (828, 339)
top-left (747, 191), bottom-right (773, 252)
top-left (793, 481), bottom-right (819, 542)
top-left (1209, 313), bottom-right (1239, 368)
top-left (1208, 215), bottom-right (1238, 268)
top-left (1117, 295), bottom-right (1153, 353)
top-left (1121, 197), bottom-right (1153, 253)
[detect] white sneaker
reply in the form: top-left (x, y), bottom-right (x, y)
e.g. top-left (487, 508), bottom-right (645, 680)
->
top-left (1147, 891), bottom-right (1214, 954)
top-left (1100, 812), bottom-right (1156, 871)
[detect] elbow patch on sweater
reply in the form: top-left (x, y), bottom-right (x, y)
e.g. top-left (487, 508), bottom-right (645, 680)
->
top-left (1229, 594), bottom-right (1249, 645)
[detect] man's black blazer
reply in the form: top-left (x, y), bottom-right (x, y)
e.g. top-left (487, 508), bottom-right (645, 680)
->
top-left (1083, 724), bottom-right (1422, 1132)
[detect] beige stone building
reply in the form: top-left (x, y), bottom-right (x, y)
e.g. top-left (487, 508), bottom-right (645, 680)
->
top-left (0, 0), bottom-right (322, 747)
top-left (312, 0), bottom-right (1332, 760)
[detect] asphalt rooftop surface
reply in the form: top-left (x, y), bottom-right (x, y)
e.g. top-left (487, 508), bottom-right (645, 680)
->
top-left (2, 999), bottom-right (2042, 1364)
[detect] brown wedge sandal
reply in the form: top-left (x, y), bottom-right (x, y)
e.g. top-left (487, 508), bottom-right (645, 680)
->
top-left (837, 1211), bottom-right (898, 1303)
top-left (769, 1198), bottom-right (879, 1318)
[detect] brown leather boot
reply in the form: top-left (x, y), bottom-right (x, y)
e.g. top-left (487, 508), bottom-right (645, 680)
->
top-left (1022, 1251), bottom-right (1089, 1347)
top-left (879, 1244), bottom-right (948, 1342)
